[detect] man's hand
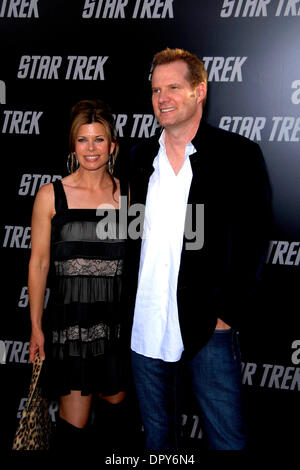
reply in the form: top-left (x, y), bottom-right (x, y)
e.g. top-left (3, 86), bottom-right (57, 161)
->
top-left (215, 318), bottom-right (231, 330)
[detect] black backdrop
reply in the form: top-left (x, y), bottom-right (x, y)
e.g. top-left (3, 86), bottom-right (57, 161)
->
top-left (1, 0), bottom-right (299, 456)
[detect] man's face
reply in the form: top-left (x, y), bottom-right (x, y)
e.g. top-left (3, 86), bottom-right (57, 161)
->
top-left (151, 60), bottom-right (205, 131)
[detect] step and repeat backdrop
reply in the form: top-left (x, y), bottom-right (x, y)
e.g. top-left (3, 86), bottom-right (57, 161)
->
top-left (1, 0), bottom-right (299, 454)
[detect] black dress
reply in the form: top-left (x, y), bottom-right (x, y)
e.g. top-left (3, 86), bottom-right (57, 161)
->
top-left (43, 179), bottom-right (127, 397)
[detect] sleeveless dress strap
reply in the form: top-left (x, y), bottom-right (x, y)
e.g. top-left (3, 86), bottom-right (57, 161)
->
top-left (52, 180), bottom-right (68, 213)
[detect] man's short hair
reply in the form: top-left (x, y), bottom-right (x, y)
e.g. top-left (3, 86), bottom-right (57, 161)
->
top-left (152, 48), bottom-right (207, 89)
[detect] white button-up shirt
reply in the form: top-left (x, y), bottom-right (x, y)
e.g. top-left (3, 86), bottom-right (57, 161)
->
top-left (131, 132), bottom-right (195, 362)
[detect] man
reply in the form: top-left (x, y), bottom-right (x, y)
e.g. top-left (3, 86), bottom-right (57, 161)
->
top-left (126, 48), bottom-right (271, 450)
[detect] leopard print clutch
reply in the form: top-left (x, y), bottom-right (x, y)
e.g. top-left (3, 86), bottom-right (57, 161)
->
top-left (12, 353), bottom-right (52, 451)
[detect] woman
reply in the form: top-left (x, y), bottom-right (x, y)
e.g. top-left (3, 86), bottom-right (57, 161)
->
top-left (28, 99), bottom-right (128, 452)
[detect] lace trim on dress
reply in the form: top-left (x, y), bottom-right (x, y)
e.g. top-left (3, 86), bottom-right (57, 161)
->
top-left (52, 322), bottom-right (121, 344)
top-left (55, 258), bottom-right (123, 277)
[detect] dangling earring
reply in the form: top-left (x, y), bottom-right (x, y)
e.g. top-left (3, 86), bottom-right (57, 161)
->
top-left (108, 154), bottom-right (114, 175)
top-left (67, 152), bottom-right (79, 174)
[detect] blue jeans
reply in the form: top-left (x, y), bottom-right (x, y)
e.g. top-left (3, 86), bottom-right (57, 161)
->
top-left (131, 330), bottom-right (247, 450)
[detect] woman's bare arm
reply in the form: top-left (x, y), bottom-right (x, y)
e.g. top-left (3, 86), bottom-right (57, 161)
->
top-left (28, 183), bottom-right (54, 362)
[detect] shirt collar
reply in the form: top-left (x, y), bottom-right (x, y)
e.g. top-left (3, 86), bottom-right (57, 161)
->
top-left (159, 130), bottom-right (196, 160)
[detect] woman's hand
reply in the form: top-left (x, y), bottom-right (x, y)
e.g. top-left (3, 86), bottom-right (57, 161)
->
top-left (29, 327), bottom-right (45, 363)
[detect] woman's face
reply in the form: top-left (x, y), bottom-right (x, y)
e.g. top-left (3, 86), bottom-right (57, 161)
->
top-left (75, 122), bottom-right (115, 172)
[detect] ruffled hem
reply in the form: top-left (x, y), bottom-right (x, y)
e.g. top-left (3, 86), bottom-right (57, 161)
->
top-left (41, 348), bottom-right (129, 398)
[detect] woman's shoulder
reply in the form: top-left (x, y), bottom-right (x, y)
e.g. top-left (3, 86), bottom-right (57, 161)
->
top-left (36, 181), bottom-right (55, 199)
top-left (32, 182), bottom-right (56, 218)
